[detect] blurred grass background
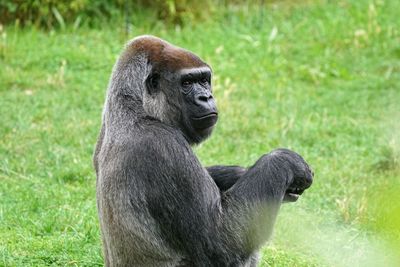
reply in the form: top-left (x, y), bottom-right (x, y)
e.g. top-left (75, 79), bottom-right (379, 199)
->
top-left (0, 0), bottom-right (399, 266)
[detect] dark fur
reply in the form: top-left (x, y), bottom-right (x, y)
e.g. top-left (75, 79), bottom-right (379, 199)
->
top-left (94, 35), bottom-right (313, 267)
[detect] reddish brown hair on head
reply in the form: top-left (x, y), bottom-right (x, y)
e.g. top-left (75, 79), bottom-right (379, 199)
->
top-left (123, 35), bottom-right (209, 72)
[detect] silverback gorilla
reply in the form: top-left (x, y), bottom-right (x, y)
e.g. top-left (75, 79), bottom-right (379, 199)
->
top-left (93, 36), bottom-right (313, 267)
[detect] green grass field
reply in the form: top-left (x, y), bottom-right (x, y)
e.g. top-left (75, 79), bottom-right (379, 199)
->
top-left (1, 0), bottom-right (399, 266)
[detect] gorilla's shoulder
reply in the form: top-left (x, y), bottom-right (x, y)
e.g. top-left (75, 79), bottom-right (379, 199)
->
top-left (138, 119), bottom-right (190, 147)
top-left (103, 124), bottom-right (195, 179)
top-left (119, 120), bottom-right (193, 161)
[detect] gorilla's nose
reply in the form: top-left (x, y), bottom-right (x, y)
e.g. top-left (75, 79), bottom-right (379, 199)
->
top-left (194, 93), bottom-right (215, 110)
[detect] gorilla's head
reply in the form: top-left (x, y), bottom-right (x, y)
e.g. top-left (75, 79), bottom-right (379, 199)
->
top-left (120, 36), bottom-right (218, 144)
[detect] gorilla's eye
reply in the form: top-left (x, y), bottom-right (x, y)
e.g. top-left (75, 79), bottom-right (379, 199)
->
top-left (182, 80), bottom-right (192, 87)
top-left (201, 78), bottom-right (209, 84)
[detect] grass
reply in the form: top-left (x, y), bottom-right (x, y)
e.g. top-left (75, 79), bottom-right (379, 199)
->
top-left (1, 0), bottom-right (400, 266)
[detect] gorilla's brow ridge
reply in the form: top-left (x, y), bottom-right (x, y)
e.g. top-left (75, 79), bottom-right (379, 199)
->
top-left (179, 67), bottom-right (211, 77)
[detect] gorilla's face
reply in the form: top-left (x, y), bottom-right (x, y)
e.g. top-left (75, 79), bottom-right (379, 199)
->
top-left (177, 67), bottom-right (218, 143)
top-left (145, 66), bottom-right (218, 144)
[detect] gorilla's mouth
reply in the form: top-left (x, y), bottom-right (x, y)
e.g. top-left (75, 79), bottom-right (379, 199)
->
top-left (283, 187), bottom-right (305, 202)
top-left (191, 113), bottom-right (218, 130)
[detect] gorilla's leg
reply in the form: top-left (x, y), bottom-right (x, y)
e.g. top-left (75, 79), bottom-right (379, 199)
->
top-left (206, 165), bottom-right (247, 191)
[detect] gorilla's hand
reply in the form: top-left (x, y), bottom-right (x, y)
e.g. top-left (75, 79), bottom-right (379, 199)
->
top-left (267, 148), bottom-right (313, 202)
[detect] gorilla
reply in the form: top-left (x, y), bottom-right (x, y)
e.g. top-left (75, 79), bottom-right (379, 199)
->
top-left (93, 35), bottom-right (313, 267)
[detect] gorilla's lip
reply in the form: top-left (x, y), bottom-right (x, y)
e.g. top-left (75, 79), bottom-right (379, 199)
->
top-left (192, 112), bottom-right (218, 120)
top-left (283, 188), bottom-right (305, 202)
top-left (191, 112), bottom-right (218, 130)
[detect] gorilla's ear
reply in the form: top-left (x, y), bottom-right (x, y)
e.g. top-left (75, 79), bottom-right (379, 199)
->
top-left (146, 73), bottom-right (160, 95)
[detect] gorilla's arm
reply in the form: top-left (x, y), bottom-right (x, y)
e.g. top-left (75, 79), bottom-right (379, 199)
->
top-left (130, 128), bottom-right (312, 265)
top-left (131, 133), bottom-right (230, 265)
top-left (206, 165), bottom-right (247, 191)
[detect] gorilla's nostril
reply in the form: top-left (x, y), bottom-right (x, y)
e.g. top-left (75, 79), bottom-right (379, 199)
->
top-left (197, 95), bottom-right (209, 102)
